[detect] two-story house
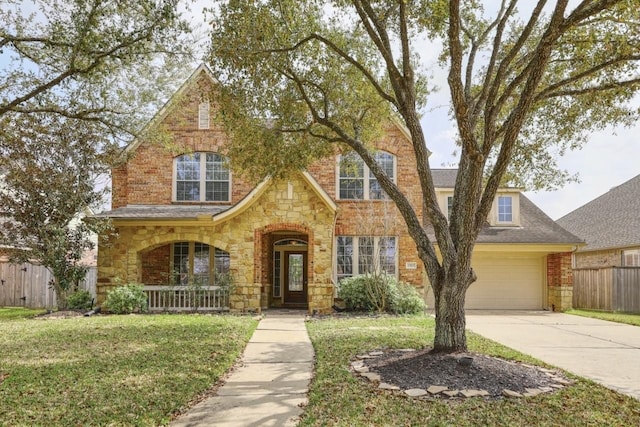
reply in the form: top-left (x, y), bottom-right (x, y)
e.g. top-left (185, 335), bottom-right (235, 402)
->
top-left (96, 64), bottom-right (582, 313)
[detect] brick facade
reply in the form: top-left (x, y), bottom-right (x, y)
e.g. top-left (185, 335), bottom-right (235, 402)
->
top-left (547, 252), bottom-right (573, 311)
top-left (99, 68), bottom-right (426, 313)
top-left (306, 123), bottom-right (424, 287)
top-left (98, 65), bottom-right (575, 313)
top-left (111, 75), bottom-right (255, 209)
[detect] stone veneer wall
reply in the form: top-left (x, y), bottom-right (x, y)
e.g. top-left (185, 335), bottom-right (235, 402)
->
top-left (547, 252), bottom-right (573, 311)
top-left (98, 173), bottom-right (336, 313)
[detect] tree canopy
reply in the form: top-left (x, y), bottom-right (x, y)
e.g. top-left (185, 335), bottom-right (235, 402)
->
top-left (0, 0), bottom-right (195, 308)
top-left (1, 0), bottom-right (194, 142)
top-left (208, 0), bottom-right (640, 352)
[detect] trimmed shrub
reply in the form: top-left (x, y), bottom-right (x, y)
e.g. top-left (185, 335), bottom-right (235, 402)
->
top-left (66, 290), bottom-right (94, 311)
top-left (338, 274), bottom-right (425, 314)
top-left (104, 284), bottom-right (148, 314)
top-left (391, 281), bottom-right (426, 315)
top-left (339, 275), bottom-right (382, 312)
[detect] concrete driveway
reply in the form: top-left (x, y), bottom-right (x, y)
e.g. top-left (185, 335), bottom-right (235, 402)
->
top-left (465, 310), bottom-right (640, 400)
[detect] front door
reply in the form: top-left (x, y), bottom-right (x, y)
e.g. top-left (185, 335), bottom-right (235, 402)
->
top-left (284, 251), bottom-right (307, 306)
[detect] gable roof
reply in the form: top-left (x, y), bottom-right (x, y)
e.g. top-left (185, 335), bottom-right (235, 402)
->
top-left (428, 169), bottom-right (583, 245)
top-left (122, 63), bottom-right (218, 156)
top-left (557, 174), bottom-right (640, 252)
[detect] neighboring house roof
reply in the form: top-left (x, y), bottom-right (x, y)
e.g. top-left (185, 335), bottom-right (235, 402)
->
top-left (557, 174), bottom-right (640, 252)
top-left (428, 169), bottom-right (583, 245)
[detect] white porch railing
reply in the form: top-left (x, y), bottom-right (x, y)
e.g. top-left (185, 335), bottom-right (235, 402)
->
top-left (143, 285), bottom-right (230, 312)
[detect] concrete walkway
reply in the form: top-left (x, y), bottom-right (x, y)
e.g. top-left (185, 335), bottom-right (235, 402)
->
top-left (466, 310), bottom-right (640, 400)
top-left (171, 312), bottom-right (313, 427)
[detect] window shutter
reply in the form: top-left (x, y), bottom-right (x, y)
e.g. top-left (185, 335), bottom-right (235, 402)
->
top-left (198, 102), bottom-right (210, 129)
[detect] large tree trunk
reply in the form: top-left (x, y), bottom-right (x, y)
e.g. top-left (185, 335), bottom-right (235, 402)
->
top-left (430, 266), bottom-right (474, 353)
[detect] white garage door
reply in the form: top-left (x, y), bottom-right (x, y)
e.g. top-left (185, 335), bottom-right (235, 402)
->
top-left (464, 253), bottom-right (545, 309)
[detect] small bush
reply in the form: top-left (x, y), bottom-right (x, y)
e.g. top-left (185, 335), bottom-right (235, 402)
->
top-left (338, 275), bottom-right (426, 314)
top-left (339, 275), bottom-right (378, 311)
top-left (66, 290), bottom-right (94, 311)
top-left (391, 281), bottom-right (426, 315)
top-left (104, 284), bottom-right (148, 314)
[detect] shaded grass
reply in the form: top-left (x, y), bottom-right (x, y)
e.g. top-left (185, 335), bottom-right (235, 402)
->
top-left (0, 314), bottom-right (257, 426)
top-left (303, 315), bottom-right (640, 426)
top-left (0, 307), bottom-right (46, 320)
top-left (567, 309), bottom-right (640, 327)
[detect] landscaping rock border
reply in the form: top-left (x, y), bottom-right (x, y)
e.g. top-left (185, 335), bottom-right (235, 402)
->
top-left (351, 349), bottom-right (574, 400)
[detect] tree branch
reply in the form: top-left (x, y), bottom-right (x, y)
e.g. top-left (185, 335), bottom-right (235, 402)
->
top-left (264, 33), bottom-right (397, 105)
top-left (478, 0), bottom-right (570, 229)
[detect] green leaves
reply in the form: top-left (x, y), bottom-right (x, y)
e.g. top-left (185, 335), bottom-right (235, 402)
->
top-left (208, 0), bottom-right (396, 179)
top-left (0, 0), bottom-right (195, 142)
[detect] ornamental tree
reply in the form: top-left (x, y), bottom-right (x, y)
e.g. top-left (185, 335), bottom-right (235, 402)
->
top-left (207, 0), bottom-right (640, 352)
top-left (0, 0), bottom-right (194, 308)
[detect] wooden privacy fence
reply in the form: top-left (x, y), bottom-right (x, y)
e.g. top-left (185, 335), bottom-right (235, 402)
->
top-left (573, 267), bottom-right (640, 313)
top-left (0, 260), bottom-right (97, 309)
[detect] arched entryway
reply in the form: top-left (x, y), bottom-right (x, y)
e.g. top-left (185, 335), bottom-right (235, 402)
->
top-left (255, 224), bottom-right (313, 310)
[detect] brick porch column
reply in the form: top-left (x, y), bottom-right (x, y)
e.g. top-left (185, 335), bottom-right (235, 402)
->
top-left (547, 252), bottom-right (573, 311)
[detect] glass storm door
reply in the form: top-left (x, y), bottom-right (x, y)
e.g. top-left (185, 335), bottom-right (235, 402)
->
top-left (284, 251), bottom-right (307, 305)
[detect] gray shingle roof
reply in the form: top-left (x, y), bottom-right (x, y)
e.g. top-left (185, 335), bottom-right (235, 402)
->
top-left (94, 204), bottom-right (231, 220)
top-left (432, 169), bottom-right (458, 188)
top-left (429, 170), bottom-right (583, 245)
top-left (477, 194), bottom-right (582, 244)
top-left (556, 174), bottom-right (640, 251)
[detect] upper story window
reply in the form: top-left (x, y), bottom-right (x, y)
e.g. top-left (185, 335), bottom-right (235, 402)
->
top-left (439, 191), bottom-right (519, 226)
top-left (338, 151), bottom-right (395, 200)
top-left (623, 249), bottom-right (640, 266)
top-left (174, 152), bottom-right (230, 202)
top-left (497, 196), bottom-right (513, 223)
top-left (198, 102), bottom-right (210, 129)
top-left (446, 195), bottom-right (454, 220)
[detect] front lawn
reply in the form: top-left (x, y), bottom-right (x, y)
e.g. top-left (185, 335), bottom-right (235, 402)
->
top-left (567, 309), bottom-right (640, 327)
top-left (0, 307), bottom-right (46, 320)
top-left (0, 314), bottom-right (257, 426)
top-left (303, 316), bottom-right (640, 426)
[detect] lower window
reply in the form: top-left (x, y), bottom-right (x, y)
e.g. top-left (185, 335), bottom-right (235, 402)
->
top-left (336, 236), bottom-right (397, 281)
top-left (172, 242), bottom-right (230, 285)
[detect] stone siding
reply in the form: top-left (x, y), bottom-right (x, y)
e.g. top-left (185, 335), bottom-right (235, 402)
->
top-left (98, 173), bottom-right (335, 313)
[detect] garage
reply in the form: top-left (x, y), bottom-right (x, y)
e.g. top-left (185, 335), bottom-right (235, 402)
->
top-left (464, 253), bottom-right (545, 309)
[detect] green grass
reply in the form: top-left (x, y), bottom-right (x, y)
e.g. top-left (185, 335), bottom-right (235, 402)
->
top-left (303, 315), bottom-right (640, 426)
top-left (0, 307), bottom-right (46, 320)
top-left (567, 309), bottom-right (640, 327)
top-left (0, 314), bottom-right (257, 426)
